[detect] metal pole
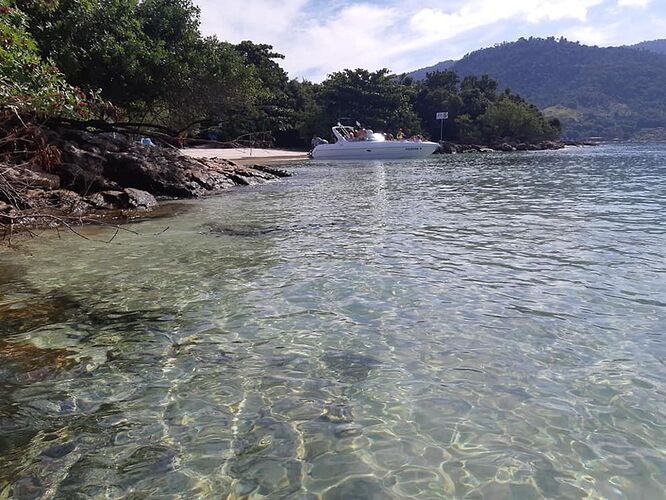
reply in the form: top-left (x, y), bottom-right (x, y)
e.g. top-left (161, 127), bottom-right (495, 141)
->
top-left (440, 118), bottom-right (444, 142)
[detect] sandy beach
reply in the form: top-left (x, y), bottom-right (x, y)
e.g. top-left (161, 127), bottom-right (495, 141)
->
top-left (182, 147), bottom-right (308, 164)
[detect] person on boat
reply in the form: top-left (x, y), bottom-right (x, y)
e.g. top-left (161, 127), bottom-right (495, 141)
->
top-left (396, 128), bottom-right (405, 140)
top-left (385, 132), bottom-right (394, 141)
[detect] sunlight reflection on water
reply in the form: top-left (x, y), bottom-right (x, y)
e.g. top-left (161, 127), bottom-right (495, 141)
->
top-left (1, 144), bottom-right (665, 498)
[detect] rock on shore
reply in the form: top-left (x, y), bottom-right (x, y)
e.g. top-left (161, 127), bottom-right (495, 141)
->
top-left (437, 140), bottom-right (567, 154)
top-left (1, 127), bottom-right (291, 219)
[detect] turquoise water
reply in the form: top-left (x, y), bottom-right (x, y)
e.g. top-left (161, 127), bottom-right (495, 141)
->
top-left (1, 145), bottom-right (665, 498)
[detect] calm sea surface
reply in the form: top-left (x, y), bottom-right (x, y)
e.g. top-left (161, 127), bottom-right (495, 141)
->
top-left (1, 144), bottom-right (665, 499)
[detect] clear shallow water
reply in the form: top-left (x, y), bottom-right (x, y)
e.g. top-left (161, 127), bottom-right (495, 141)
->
top-left (1, 144), bottom-right (665, 499)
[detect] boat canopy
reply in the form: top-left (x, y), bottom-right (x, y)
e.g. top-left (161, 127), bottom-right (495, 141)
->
top-left (332, 125), bottom-right (385, 143)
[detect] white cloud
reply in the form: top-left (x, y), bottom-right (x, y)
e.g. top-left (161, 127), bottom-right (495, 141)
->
top-left (557, 24), bottom-right (616, 45)
top-left (285, 4), bottom-right (402, 78)
top-left (197, 0), bottom-right (309, 43)
top-left (193, 0), bottom-right (659, 82)
top-left (409, 0), bottom-right (604, 39)
top-left (617, 0), bottom-right (651, 6)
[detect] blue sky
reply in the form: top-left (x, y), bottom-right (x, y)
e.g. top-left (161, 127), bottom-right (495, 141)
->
top-left (196, 0), bottom-right (666, 81)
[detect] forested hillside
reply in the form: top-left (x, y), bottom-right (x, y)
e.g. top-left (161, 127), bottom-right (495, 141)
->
top-left (409, 38), bottom-right (666, 139)
top-left (406, 60), bottom-right (456, 81)
top-left (2, 0), bottom-right (558, 147)
top-left (631, 39), bottom-right (666, 55)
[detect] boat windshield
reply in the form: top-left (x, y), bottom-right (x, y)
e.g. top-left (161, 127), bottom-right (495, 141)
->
top-left (366, 133), bottom-right (386, 142)
top-left (332, 126), bottom-right (354, 142)
top-left (331, 126), bottom-right (386, 143)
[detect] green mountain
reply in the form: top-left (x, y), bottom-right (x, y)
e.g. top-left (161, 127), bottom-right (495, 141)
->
top-left (407, 59), bottom-right (456, 81)
top-left (408, 38), bottom-right (666, 139)
top-left (630, 39), bottom-right (666, 55)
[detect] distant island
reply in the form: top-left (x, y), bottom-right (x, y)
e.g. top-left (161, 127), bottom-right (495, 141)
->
top-left (408, 37), bottom-right (666, 140)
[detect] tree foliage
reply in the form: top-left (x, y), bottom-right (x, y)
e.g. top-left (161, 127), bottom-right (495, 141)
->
top-left (0, 0), bottom-right (109, 119)
top-left (4, 2), bottom-right (560, 145)
top-left (317, 68), bottom-right (422, 135)
top-left (630, 39), bottom-right (666, 56)
top-left (479, 95), bottom-right (559, 142)
top-left (16, 0), bottom-right (262, 128)
top-left (216, 41), bottom-right (294, 139)
top-left (412, 70), bottom-right (558, 143)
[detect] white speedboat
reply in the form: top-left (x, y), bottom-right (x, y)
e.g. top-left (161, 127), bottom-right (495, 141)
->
top-left (311, 124), bottom-right (440, 160)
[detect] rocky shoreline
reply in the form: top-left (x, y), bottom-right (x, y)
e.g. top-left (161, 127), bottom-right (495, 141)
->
top-left (1, 124), bottom-right (599, 239)
top-left (436, 139), bottom-right (596, 154)
top-left (0, 126), bottom-right (291, 234)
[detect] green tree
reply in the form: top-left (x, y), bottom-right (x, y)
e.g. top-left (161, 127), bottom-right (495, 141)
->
top-left (17, 0), bottom-right (262, 128)
top-left (414, 71), bottom-right (463, 140)
top-left (169, 37), bottom-right (263, 130)
top-left (478, 95), bottom-right (559, 142)
top-left (282, 79), bottom-right (327, 147)
top-left (231, 41), bottom-right (294, 137)
top-left (459, 75), bottom-right (496, 119)
top-left (0, 1), bottom-right (106, 118)
top-left (17, 0), bottom-right (156, 107)
top-left (317, 68), bottom-right (421, 135)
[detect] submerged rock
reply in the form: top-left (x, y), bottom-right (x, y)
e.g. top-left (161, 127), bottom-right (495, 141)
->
top-left (248, 164), bottom-right (292, 178)
top-left (202, 222), bottom-right (282, 237)
top-left (119, 445), bottom-right (178, 477)
top-left (319, 401), bottom-right (354, 423)
top-left (0, 292), bottom-right (81, 334)
top-left (0, 263), bottom-right (22, 286)
top-left (0, 339), bottom-right (76, 384)
top-left (322, 351), bottom-right (382, 382)
top-left (322, 477), bottom-right (390, 500)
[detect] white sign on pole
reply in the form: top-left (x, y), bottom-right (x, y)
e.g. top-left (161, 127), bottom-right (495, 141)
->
top-left (436, 111), bottom-right (448, 140)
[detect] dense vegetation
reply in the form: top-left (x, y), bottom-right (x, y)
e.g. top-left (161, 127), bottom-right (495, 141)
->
top-left (0, 0), bottom-right (111, 119)
top-left (408, 60), bottom-right (456, 82)
top-left (410, 37), bottom-right (666, 139)
top-left (2, 1), bottom-right (558, 146)
top-left (631, 39), bottom-right (666, 55)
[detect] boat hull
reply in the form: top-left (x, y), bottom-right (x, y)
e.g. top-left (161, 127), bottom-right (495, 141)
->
top-left (311, 141), bottom-right (440, 160)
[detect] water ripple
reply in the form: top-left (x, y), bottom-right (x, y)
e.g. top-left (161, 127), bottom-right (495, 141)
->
top-left (1, 144), bottom-right (665, 498)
